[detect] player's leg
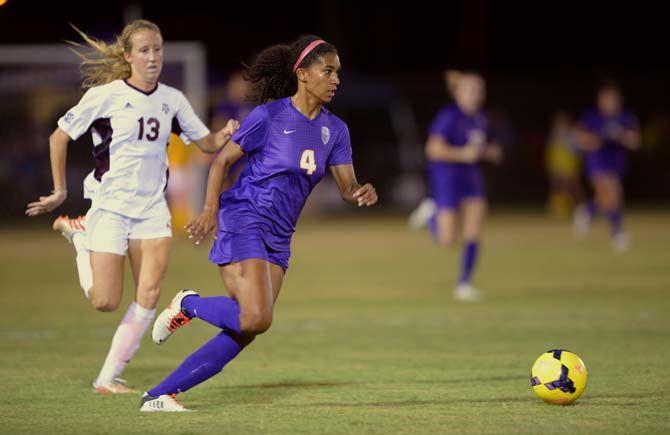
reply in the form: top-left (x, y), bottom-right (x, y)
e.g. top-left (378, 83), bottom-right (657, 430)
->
top-left (52, 215), bottom-right (92, 297)
top-left (88, 253), bottom-right (125, 312)
top-left (433, 208), bottom-right (457, 248)
top-left (143, 259), bottom-right (282, 409)
top-left (84, 209), bottom-right (131, 312)
top-left (93, 212), bottom-right (171, 393)
top-left (93, 237), bottom-right (170, 393)
top-left (594, 172), bottom-right (627, 251)
top-left (455, 197), bottom-right (486, 301)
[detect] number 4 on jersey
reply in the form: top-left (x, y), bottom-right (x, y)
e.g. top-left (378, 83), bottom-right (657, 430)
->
top-left (300, 149), bottom-right (317, 175)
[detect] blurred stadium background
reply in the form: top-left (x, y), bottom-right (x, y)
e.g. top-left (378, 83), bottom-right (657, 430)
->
top-left (1, 1), bottom-right (668, 433)
top-left (1, 1), bottom-right (668, 219)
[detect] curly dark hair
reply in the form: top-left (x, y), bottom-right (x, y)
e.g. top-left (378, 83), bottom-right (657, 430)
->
top-left (246, 35), bottom-right (338, 104)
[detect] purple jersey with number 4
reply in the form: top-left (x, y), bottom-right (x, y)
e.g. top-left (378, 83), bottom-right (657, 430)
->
top-left (426, 104), bottom-right (488, 209)
top-left (216, 97), bottom-right (352, 250)
top-left (580, 108), bottom-right (638, 177)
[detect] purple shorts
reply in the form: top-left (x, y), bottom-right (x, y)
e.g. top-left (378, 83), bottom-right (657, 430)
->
top-left (209, 230), bottom-right (290, 271)
top-left (428, 163), bottom-right (485, 210)
top-left (586, 147), bottom-right (626, 179)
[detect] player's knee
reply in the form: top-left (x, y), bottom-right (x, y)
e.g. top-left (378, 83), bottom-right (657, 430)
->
top-left (88, 285), bottom-right (122, 312)
top-left (240, 309), bottom-right (273, 335)
top-left (138, 284), bottom-right (161, 307)
top-left (89, 294), bottom-right (119, 312)
top-left (436, 232), bottom-right (456, 249)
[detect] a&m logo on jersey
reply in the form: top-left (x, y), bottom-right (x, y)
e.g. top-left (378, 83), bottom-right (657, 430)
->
top-left (321, 126), bottom-right (330, 144)
top-left (162, 103), bottom-right (170, 114)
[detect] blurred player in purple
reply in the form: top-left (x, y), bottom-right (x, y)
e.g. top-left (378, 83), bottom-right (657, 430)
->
top-left (408, 70), bottom-right (502, 301)
top-left (573, 81), bottom-right (640, 251)
top-left (140, 35), bottom-right (378, 412)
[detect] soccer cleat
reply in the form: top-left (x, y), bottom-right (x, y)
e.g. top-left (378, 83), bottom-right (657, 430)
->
top-left (152, 289), bottom-right (198, 345)
top-left (612, 231), bottom-right (630, 253)
top-left (572, 204), bottom-right (590, 239)
top-left (53, 215), bottom-right (86, 243)
top-left (454, 283), bottom-right (483, 302)
top-left (140, 392), bottom-right (191, 412)
top-left (93, 378), bottom-right (138, 394)
top-left (408, 198), bottom-right (436, 230)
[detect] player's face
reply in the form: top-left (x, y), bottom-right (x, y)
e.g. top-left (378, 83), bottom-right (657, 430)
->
top-left (303, 52), bottom-right (341, 104)
top-left (597, 89), bottom-right (622, 117)
top-left (125, 30), bottom-right (163, 84)
top-left (454, 74), bottom-right (485, 114)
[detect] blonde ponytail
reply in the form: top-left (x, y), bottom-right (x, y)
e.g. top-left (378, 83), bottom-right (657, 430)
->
top-left (69, 20), bottom-right (161, 88)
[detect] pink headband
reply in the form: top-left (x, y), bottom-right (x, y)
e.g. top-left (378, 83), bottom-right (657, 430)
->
top-left (292, 39), bottom-right (326, 73)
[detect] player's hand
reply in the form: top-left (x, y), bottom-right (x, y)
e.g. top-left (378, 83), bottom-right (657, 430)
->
top-left (621, 130), bottom-right (640, 150)
top-left (353, 183), bottom-right (377, 207)
top-left (482, 144), bottom-right (503, 164)
top-left (25, 191), bottom-right (67, 217)
top-left (184, 206), bottom-right (218, 245)
top-left (215, 119), bottom-right (240, 149)
top-left (461, 144), bottom-right (483, 163)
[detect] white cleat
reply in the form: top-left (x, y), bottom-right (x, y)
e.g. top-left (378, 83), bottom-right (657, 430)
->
top-left (612, 231), bottom-right (630, 253)
top-left (52, 215), bottom-right (86, 243)
top-left (93, 378), bottom-right (138, 395)
top-left (454, 283), bottom-right (483, 302)
top-left (152, 289), bottom-right (198, 345)
top-left (140, 392), bottom-right (191, 412)
top-left (408, 198), bottom-right (436, 230)
top-left (572, 204), bottom-right (590, 239)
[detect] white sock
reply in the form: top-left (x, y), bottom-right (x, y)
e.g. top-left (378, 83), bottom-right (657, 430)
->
top-left (95, 302), bottom-right (155, 386)
top-left (72, 233), bottom-right (92, 299)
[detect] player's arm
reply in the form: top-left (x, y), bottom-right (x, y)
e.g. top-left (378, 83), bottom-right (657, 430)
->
top-left (185, 140), bottom-right (245, 244)
top-left (329, 164), bottom-right (377, 207)
top-left (425, 134), bottom-right (481, 164)
top-left (621, 127), bottom-right (641, 150)
top-left (26, 128), bottom-right (70, 216)
top-left (192, 119), bottom-right (240, 154)
top-left (574, 124), bottom-right (601, 152)
top-left (482, 141), bottom-right (503, 164)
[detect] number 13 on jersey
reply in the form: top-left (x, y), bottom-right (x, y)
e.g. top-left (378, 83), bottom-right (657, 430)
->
top-left (300, 149), bottom-right (317, 175)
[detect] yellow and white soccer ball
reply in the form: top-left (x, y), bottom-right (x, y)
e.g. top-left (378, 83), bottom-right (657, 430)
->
top-left (530, 349), bottom-right (587, 405)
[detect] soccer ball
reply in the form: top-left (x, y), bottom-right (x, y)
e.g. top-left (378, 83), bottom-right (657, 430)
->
top-left (530, 349), bottom-right (587, 405)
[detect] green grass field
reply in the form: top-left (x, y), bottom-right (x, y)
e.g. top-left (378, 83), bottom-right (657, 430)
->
top-left (1, 212), bottom-right (669, 434)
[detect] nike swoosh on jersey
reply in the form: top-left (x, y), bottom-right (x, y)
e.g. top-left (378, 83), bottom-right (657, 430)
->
top-left (283, 130), bottom-right (296, 134)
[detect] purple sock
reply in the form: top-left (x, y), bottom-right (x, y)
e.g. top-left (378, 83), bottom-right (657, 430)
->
top-left (429, 214), bottom-right (437, 241)
top-left (608, 208), bottom-right (623, 235)
top-left (182, 295), bottom-right (241, 334)
top-left (459, 241), bottom-right (479, 284)
top-left (148, 331), bottom-right (242, 396)
top-left (587, 201), bottom-right (598, 219)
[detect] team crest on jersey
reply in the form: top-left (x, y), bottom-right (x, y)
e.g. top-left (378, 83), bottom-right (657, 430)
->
top-left (321, 126), bottom-right (330, 144)
top-left (63, 111), bottom-right (74, 123)
top-left (162, 103), bottom-right (170, 114)
top-left (124, 102), bottom-right (134, 109)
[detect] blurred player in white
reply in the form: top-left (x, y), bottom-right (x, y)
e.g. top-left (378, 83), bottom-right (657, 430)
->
top-left (26, 20), bottom-right (238, 394)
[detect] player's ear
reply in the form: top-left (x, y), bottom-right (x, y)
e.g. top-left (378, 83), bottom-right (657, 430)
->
top-left (295, 67), bottom-right (308, 83)
top-left (123, 49), bottom-right (132, 64)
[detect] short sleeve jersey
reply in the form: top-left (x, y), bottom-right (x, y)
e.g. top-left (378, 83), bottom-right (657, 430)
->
top-left (57, 79), bottom-right (209, 218)
top-left (580, 108), bottom-right (639, 152)
top-left (219, 97), bottom-right (352, 243)
top-left (427, 104), bottom-right (489, 168)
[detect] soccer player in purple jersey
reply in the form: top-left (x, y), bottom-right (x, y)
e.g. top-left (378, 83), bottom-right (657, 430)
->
top-left (408, 71), bottom-right (502, 301)
top-left (140, 35), bottom-right (378, 412)
top-left (573, 81), bottom-right (640, 252)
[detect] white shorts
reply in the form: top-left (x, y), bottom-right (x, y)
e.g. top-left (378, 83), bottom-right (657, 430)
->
top-left (86, 208), bottom-right (172, 255)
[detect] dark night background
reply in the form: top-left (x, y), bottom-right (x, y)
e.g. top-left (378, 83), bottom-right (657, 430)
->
top-left (1, 0), bottom-right (668, 215)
